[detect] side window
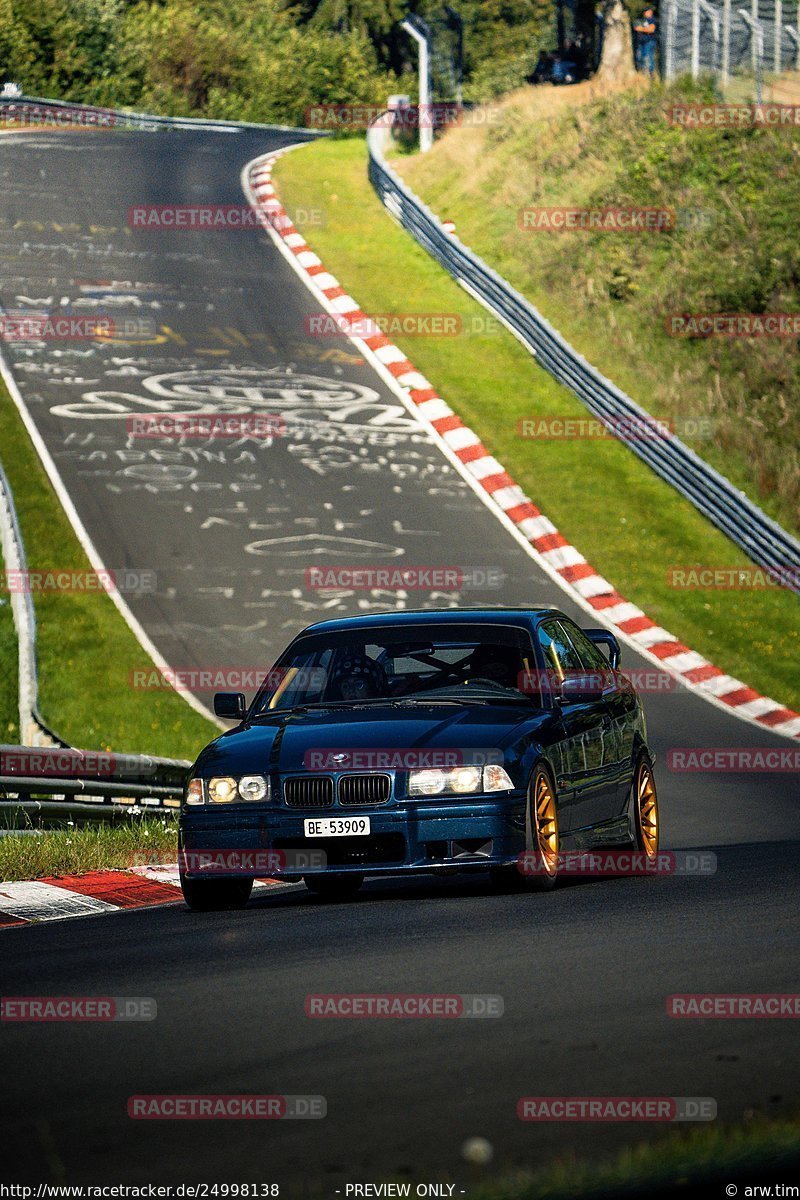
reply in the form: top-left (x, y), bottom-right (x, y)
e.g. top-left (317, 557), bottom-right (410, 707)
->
top-left (263, 649), bottom-right (331, 711)
top-left (558, 620), bottom-right (610, 672)
top-left (539, 621), bottom-right (584, 679)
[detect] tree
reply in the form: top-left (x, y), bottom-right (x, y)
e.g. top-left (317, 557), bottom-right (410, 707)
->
top-left (571, 0), bottom-right (636, 79)
top-left (0, 0), bottom-right (36, 83)
top-left (595, 0), bottom-right (636, 81)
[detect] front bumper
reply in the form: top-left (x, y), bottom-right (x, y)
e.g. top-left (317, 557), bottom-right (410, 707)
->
top-left (179, 795), bottom-right (526, 879)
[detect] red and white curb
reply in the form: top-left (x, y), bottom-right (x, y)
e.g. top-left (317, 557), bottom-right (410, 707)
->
top-left (0, 867), bottom-right (296, 928)
top-left (243, 149), bottom-right (800, 742)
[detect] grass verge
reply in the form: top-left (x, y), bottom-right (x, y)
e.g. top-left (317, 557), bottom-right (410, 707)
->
top-left (469, 1113), bottom-right (800, 1200)
top-left (0, 580), bottom-right (18, 742)
top-left (0, 817), bottom-right (177, 881)
top-left (0, 374), bottom-right (216, 757)
top-left (274, 136), bottom-right (800, 713)
top-left (400, 76), bottom-right (799, 538)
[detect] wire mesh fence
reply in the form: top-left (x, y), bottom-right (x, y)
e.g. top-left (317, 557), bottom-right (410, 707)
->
top-left (662, 0), bottom-right (800, 95)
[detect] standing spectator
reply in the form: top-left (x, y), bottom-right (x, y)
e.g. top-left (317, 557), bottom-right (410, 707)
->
top-left (634, 8), bottom-right (658, 74)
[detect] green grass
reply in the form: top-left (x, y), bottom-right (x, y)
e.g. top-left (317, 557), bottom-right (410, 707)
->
top-left (401, 77), bottom-right (800, 539)
top-left (0, 817), bottom-right (177, 881)
top-left (0, 376), bottom-right (216, 757)
top-left (274, 135), bottom-right (800, 714)
top-left (467, 1113), bottom-right (800, 1200)
top-left (0, 584), bottom-right (18, 743)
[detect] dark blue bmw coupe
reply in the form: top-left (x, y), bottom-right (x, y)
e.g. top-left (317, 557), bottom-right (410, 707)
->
top-left (179, 608), bottom-right (659, 910)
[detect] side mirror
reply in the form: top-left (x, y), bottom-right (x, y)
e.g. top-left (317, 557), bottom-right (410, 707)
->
top-left (583, 628), bottom-right (621, 669)
top-left (214, 692), bottom-right (246, 721)
top-left (559, 671), bottom-right (607, 703)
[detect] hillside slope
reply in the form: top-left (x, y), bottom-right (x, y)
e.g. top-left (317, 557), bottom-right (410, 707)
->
top-left (400, 78), bottom-right (800, 538)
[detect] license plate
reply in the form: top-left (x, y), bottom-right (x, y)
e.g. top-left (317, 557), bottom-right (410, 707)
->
top-left (303, 816), bottom-right (371, 838)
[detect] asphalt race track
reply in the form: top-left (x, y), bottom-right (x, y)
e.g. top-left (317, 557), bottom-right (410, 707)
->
top-left (1, 126), bottom-right (798, 1188)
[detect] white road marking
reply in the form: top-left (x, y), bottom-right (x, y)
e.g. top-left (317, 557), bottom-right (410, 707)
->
top-left (0, 880), bottom-right (116, 922)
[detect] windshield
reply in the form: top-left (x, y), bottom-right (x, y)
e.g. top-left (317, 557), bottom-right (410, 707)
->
top-left (250, 622), bottom-right (539, 714)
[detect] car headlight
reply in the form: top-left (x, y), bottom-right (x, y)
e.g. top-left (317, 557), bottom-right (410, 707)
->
top-left (208, 776), bottom-right (238, 804)
top-left (191, 775), bottom-right (272, 805)
top-left (451, 766), bottom-right (483, 793)
top-left (409, 768), bottom-right (447, 796)
top-left (483, 764), bottom-right (514, 792)
top-left (185, 777), bottom-right (204, 805)
top-left (408, 764), bottom-right (514, 797)
top-left (238, 775), bottom-right (270, 802)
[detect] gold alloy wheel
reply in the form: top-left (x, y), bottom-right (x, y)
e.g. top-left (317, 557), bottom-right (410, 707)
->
top-left (637, 759), bottom-right (659, 858)
top-left (534, 770), bottom-right (559, 876)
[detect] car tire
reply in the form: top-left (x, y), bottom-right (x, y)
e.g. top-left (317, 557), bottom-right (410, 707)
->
top-left (490, 763), bottom-right (560, 892)
top-left (180, 875), bottom-right (254, 912)
top-left (627, 751), bottom-right (660, 862)
top-left (304, 873), bottom-right (364, 899)
top-left (524, 762), bottom-right (560, 891)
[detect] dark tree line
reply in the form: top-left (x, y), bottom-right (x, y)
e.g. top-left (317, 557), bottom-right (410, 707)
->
top-left (1, 0), bottom-right (636, 123)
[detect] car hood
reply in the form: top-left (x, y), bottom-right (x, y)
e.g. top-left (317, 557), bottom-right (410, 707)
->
top-left (194, 703), bottom-right (551, 777)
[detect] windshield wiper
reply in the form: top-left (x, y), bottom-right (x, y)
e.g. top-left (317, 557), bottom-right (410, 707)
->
top-left (394, 695), bottom-right (495, 707)
top-left (396, 693), bottom-right (535, 707)
top-left (250, 704), bottom-right (330, 719)
top-left (251, 698), bottom-right (400, 718)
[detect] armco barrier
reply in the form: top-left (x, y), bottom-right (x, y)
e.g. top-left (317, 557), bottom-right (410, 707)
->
top-left (0, 460), bottom-right (76, 748)
top-left (1, 94), bottom-right (324, 136)
top-left (0, 462), bottom-right (46, 745)
top-left (366, 120), bottom-right (800, 593)
top-left (0, 744), bottom-right (190, 818)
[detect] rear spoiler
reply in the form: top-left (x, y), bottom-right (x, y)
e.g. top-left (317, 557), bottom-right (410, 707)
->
top-left (583, 628), bottom-right (621, 669)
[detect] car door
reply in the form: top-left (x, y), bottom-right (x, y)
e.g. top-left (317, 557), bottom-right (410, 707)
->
top-left (559, 619), bottom-right (638, 818)
top-left (538, 619), bottom-right (618, 835)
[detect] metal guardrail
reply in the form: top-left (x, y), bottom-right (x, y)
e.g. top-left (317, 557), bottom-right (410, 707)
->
top-left (0, 93), bottom-right (325, 136)
top-left (366, 121), bottom-right (800, 593)
top-left (0, 463), bottom-right (67, 745)
top-left (0, 463), bottom-right (37, 743)
top-left (0, 745), bottom-right (190, 818)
